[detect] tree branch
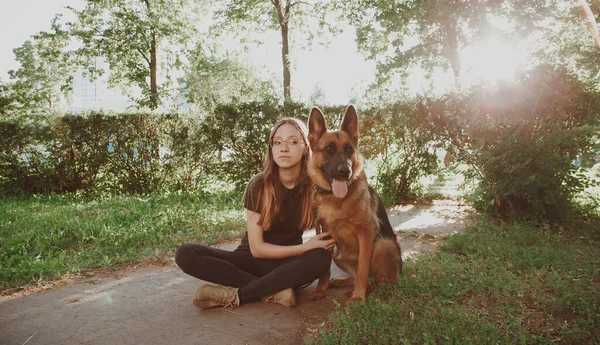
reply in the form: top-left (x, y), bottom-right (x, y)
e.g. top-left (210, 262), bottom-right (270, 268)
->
top-left (400, 40), bottom-right (443, 56)
top-left (246, 0), bottom-right (266, 12)
top-left (285, 0), bottom-right (291, 23)
top-left (136, 47), bottom-right (151, 66)
top-left (272, 0), bottom-right (285, 25)
top-left (290, 0), bottom-right (317, 9)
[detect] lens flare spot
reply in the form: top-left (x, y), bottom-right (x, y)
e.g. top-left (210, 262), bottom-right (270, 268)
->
top-left (101, 295), bottom-right (113, 305)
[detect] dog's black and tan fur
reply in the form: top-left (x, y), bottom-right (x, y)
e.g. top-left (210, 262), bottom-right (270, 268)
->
top-left (307, 106), bottom-right (402, 302)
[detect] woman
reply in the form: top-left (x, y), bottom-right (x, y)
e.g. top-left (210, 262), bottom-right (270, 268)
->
top-left (175, 118), bottom-right (335, 309)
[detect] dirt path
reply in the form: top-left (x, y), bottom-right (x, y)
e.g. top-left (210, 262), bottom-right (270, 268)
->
top-left (0, 203), bottom-right (472, 345)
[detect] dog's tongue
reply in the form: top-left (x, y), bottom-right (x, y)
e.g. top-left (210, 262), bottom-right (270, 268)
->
top-left (332, 179), bottom-right (348, 199)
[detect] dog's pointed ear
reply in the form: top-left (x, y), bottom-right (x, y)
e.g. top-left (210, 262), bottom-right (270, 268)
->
top-left (308, 107), bottom-right (327, 150)
top-left (340, 105), bottom-right (359, 147)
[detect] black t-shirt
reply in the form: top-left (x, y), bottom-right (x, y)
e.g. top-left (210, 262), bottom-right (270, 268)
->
top-left (236, 173), bottom-right (305, 252)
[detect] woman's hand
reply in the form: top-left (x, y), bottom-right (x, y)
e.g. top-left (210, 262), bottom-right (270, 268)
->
top-left (248, 209), bottom-right (335, 259)
top-left (304, 232), bottom-right (336, 251)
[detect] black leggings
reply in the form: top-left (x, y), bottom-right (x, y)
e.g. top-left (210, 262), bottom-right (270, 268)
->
top-left (175, 244), bottom-right (331, 303)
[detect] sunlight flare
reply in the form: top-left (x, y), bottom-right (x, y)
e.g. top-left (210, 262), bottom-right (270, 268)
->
top-left (460, 37), bottom-right (530, 85)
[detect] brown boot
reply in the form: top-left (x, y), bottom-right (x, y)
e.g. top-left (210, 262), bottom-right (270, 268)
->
top-left (261, 287), bottom-right (296, 307)
top-left (193, 284), bottom-right (240, 309)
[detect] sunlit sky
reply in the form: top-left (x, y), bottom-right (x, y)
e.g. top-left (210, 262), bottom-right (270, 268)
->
top-left (0, 1), bottom-right (530, 106)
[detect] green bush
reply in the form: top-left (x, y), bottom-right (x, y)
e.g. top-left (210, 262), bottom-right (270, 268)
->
top-left (0, 101), bottom-right (344, 196)
top-left (433, 65), bottom-right (600, 221)
top-left (198, 101), bottom-right (281, 190)
top-left (0, 117), bottom-right (59, 194)
top-left (0, 101), bottom-right (442, 201)
top-left (0, 113), bottom-right (192, 195)
top-left (51, 114), bottom-right (111, 192)
top-left (360, 103), bottom-right (441, 205)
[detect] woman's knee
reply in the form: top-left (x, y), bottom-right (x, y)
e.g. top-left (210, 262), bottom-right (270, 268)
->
top-left (175, 244), bottom-right (190, 269)
top-left (175, 243), bottom-right (203, 269)
top-left (304, 248), bottom-right (332, 272)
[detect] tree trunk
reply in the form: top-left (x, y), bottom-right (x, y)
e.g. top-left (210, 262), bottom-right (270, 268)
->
top-left (281, 23), bottom-right (291, 102)
top-left (274, 0), bottom-right (292, 102)
top-left (144, 0), bottom-right (158, 110)
top-left (150, 31), bottom-right (158, 109)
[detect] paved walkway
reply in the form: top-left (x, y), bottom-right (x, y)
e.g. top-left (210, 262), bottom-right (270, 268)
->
top-left (0, 204), bottom-right (472, 345)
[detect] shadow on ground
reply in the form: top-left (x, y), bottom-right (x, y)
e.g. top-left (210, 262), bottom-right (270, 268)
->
top-left (0, 203), bottom-right (472, 345)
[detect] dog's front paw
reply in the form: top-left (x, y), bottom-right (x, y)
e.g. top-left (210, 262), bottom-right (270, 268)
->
top-left (308, 289), bottom-right (328, 301)
top-left (347, 291), bottom-right (366, 303)
top-left (347, 295), bottom-right (364, 303)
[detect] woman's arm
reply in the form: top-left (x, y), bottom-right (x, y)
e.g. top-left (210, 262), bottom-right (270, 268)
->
top-left (246, 209), bottom-right (335, 259)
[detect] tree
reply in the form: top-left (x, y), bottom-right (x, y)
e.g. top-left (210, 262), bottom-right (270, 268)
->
top-left (308, 82), bottom-right (326, 106)
top-left (7, 15), bottom-right (76, 113)
top-left (529, 0), bottom-right (600, 85)
top-left (342, 0), bottom-right (600, 91)
top-left (67, 0), bottom-right (201, 110)
top-left (181, 41), bottom-right (277, 114)
top-left (218, 0), bottom-right (337, 102)
top-left (340, 0), bottom-right (516, 87)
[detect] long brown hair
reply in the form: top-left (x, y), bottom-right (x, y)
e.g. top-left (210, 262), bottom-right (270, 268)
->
top-left (248, 118), bottom-right (314, 231)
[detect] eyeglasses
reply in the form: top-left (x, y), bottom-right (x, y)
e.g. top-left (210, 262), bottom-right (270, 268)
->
top-left (270, 139), bottom-right (304, 148)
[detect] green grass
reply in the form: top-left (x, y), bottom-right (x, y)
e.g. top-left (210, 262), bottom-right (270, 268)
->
top-left (0, 192), bottom-right (246, 291)
top-left (308, 218), bottom-right (600, 345)
top-left (3, 185), bottom-right (599, 343)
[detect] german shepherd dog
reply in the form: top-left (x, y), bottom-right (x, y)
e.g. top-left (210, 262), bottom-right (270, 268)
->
top-left (307, 105), bottom-right (402, 302)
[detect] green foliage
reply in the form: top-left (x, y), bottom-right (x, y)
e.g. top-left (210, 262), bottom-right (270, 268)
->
top-left (340, 0), bottom-right (597, 99)
top-left (340, 0), bottom-right (505, 85)
top-left (309, 218), bottom-right (600, 344)
top-left (574, 168), bottom-right (600, 218)
top-left (181, 42), bottom-right (277, 114)
top-left (67, 0), bottom-right (202, 109)
top-left (0, 102), bottom-right (327, 196)
top-left (198, 102), bottom-right (275, 190)
top-left (0, 84), bottom-right (16, 118)
top-left (526, 0), bottom-right (600, 87)
top-left (2, 116), bottom-right (74, 194)
top-left (7, 14), bottom-right (76, 115)
top-left (360, 102), bottom-right (440, 205)
top-left (1, 102), bottom-right (443, 203)
top-left (218, 0), bottom-right (337, 36)
top-left (99, 115), bottom-right (166, 194)
top-left (430, 65), bottom-right (600, 221)
top-left (0, 113), bottom-right (193, 195)
top-left (0, 192), bottom-right (245, 290)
